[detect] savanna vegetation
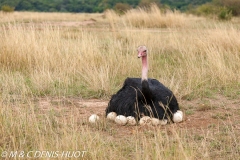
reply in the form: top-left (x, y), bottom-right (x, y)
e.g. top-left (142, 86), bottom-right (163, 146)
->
top-left (0, 4), bottom-right (240, 160)
top-left (0, 0), bottom-right (211, 12)
top-left (1, 0), bottom-right (240, 21)
top-left (1, 0), bottom-right (239, 16)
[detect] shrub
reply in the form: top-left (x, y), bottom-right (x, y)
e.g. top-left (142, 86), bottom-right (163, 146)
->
top-left (195, 3), bottom-right (218, 16)
top-left (218, 7), bottom-right (232, 20)
top-left (114, 3), bottom-right (131, 14)
top-left (193, 3), bottom-right (232, 20)
top-left (217, 0), bottom-right (240, 16)
top-left (1, 5), bottom-right (15, 12)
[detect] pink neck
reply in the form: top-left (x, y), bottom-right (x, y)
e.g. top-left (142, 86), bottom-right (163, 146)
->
top-left (141, 56), bottom-right (148, 81)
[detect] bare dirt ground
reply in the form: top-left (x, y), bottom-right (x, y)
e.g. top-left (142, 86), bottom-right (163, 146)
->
top-left (36, 95), bottom-right (240, 135)
top-left (51, 19), bottom-right (97, 27)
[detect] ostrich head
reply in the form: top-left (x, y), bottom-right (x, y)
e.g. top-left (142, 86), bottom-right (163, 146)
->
top-left (137, 45), bottom-right (148, 58)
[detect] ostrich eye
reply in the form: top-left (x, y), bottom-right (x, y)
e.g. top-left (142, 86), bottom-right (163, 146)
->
top-left (143, 50), bottom-right (147, 53)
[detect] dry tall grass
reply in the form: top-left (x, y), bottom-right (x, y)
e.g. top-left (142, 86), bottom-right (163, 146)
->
top-left (0, 9), bottom-right (240, 160)
top-left (1, 100), bottom-right (239, 159)
top-left (104, 4), bottom-right (190, 30)
top-left (1, 17), bottom-right (240, 99)
top-left (122, 4), bottom-right (188, 28)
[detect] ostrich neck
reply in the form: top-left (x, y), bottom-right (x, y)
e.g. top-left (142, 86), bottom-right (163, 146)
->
top-left (141, 56), bottom-right (148, 81)
top-left (141, 55), bottom-right (152, 100)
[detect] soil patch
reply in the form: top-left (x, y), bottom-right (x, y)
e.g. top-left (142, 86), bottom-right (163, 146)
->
top-left (36, 95), bottom-right (240, 133)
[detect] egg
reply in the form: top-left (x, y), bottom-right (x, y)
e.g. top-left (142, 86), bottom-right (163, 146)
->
top-left (89, 114), bottom-right (99, 123)
top-left (115, 115), bottom-right (128, 125)
top-left (151, 118), bottom-right (160, 126)
top-left (127, 116), bottom-right (137, 125)
top-left (160, 119), bottom-right (168, 125)
top-left (107, 112), bottom-right (117, 121)
top-left (173, 110), bottom-right (183, 123)
top-left (139, 116), bottom-right (151, 126)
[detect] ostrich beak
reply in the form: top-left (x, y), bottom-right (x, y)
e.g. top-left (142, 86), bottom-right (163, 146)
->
top-left (138, 52), bottom-right (142, 58)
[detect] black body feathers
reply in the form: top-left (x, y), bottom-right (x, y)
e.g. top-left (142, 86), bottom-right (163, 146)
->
top-left (105, 77), bottom-right (179, 120)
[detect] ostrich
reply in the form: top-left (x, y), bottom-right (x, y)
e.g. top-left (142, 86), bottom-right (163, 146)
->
top-left (106, 46), bottom-right (182, 123)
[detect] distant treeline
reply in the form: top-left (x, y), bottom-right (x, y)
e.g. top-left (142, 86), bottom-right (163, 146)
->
top-left (0, 0), bottom-right (212, 13)
top-left (1, 0), bottom-right (240, 18)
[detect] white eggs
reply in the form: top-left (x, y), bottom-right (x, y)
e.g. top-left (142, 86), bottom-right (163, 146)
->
top-left (151, 118), bottom-right (160, 126)
top-left (173, 110), bottom-right (183, 123)
top-left (139, 116), bottom-right (151, 126)
top-left (127, 116), bottom-right (137, 125)
top-left (160, 119), bottom-right (168, 125)
top-left (115, 115), bottom-right (128, 125)
top-left (107, 112), bottom-right (117, 121)
top-left (89, 114), bottom-right (99, 123)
